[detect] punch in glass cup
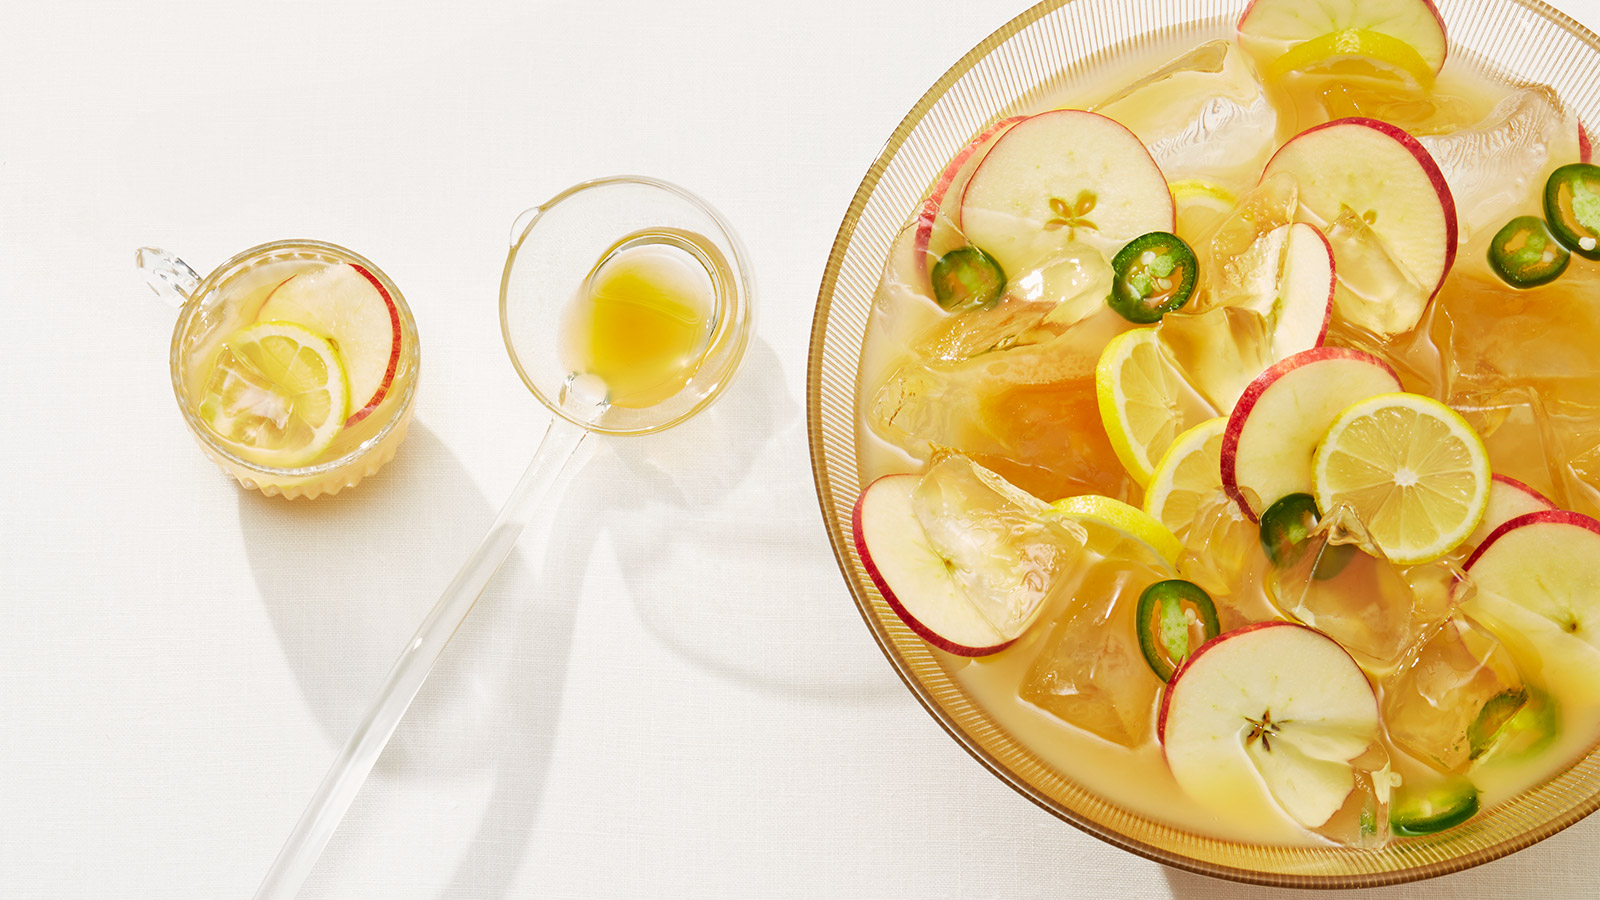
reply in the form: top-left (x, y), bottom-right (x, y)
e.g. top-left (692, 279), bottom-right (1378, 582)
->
top-left (250, 176), bottom-right (754, 899)
top-left (139, 240), bottom-right (420, 499)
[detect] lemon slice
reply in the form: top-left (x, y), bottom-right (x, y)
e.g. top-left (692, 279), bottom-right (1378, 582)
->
top-left (1267, 29), bottom-right (1435, 90)
top-left (198, 321), bottom-right (350, 468)
top-left (1169, 180), bottom-right (1237, 246)
top-left (1050, 494), bottom-right (1184, 567)
top-left (1312, 393), bottom-right (1490, 564)
top-left (1096, 327), bottom-right (1215, 487)
top-left (1143, 417), bottom-right (1229, 540)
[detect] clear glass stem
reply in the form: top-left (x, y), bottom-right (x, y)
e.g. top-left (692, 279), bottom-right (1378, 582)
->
top-left (250, 413), bottom-right (594, 900)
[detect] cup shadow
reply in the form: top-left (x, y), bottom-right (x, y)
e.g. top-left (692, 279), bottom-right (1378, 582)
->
top-left (237, 422), bottom-right (578, 898)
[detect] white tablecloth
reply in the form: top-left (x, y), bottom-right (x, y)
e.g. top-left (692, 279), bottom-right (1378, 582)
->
top-left (5, 1), bottom-right (1600, 896)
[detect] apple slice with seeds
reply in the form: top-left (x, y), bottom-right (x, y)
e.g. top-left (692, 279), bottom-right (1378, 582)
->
top-left (913, 117), bottom-right (1025, 269)
top-left (1160, 621), bottom-right (1385, 836)
top-left (960, 109), bottom-right (1174, 277)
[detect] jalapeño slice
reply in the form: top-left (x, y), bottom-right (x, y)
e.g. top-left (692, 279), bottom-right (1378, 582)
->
top-left (1135, 579), bottom-right (1220, 682)
top-left (1108, 231), bottom-right (1197, 323)
top-left (1487, 215), bottom-right (1569, 288)
top-left (1390, 774), bottom-right (1480, 836)
top-left (1543, 162), bottom-right (1600, 260)
top-left (931, 245), bottom-right (1006, 312)
top-left (1258, 493), bottom-right (1354, 579)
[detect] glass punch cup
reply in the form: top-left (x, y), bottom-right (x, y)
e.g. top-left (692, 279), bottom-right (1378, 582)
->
top-left (249, 176), bottom-right (753, 900)
top-left (140, 240), bottom-right (420, 498)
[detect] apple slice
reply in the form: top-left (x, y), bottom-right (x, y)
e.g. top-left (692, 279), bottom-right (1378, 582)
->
top-left (1232, 222), bottom-right (1334, 363)
top-left (1160, 621), bottom-right (1384, 834)
top-left (852, 457), bottom-right (1085, 656)
top-left (1463, 510), bottom-right (1600, 701)
top-left (960, 110), bottom-right (1174, 277)
top-left (914, 117), bottom-right (1025, 267)
top-left (1237, 0), bottom-right (1447, 74)
top-left (1261, 118), bottom-right (1457, 335)
top-left (1221, 347), bottom-right (1401, 520)
top-left (258, 262), bottom-right (402, 426)
top-left (1464, 475), bottom-right (1556, 548)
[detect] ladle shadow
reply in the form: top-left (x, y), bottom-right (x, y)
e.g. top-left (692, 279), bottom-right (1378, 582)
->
top-left (238, 423), bottom-right (576, 897)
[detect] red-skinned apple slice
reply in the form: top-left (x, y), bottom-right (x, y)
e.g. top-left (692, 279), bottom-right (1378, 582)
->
top-left (1160, 621), bottom-right (1384, 833)
top-left (1464, 474), bottom-right (1556, 548)
top-left (1261, 118), bottom-right (1456, 335)
top-left (259, 262), bottom-right (402, 426)
top-left (959, 110), bottom-right (1175, 277)
top-left (853, 459), bottom-right (1083, 656)
top-left (1237, 0), bottom-right (1447, 73)
top-left (913, 116), bottom-right (1025, 268)
top-left (1221, 347), bottom-right (1401, 520)
top-left (1463, 510), bottom-right (1600, 700)
top-left (1243, 222), bottom-right (1333, 363)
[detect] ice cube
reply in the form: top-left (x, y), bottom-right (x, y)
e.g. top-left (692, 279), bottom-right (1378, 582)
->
top-left (1324, 296), bottom-right (1447, 399)
top-left (1266, 508), bottom-right (1458, 671)
top-left (1434, 264), bottom-right (1600, 414)
top-left (1156, 304), bottom-right (1274, 411)
top-left (1382, 612), bottom-right (1527, 772)
top-left (1303, 745), bottom-right (1394, 849)
top-left (871, 305), bottom-right (1140, 503)
top-left (1321, 204), bottom-right (1431, 338)
top-left (912, 453), bottom-right (1091, 637)
top-left (1450, 386), bottom-right (1600, 521)
top-left (1020, 554), bottom-right (1170, 747)
top-left (1418, 86), bottom-right (1583, 243)
top-left (1095, 40), bottom-right (1278, 195)
top-left (1193, 171), bottom-right (1300, 314)
top-left (1176, 490), bottom-right (1279, 632)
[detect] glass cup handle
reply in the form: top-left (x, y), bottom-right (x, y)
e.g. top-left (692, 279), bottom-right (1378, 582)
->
top-left (135, 247), bottom-right (201, 307)
top-left (508, 207), bottom-right (542, 248)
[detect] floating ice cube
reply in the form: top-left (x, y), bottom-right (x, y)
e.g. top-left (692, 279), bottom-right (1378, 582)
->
top-left (1451, 386), bottom-right (1600, 521)
top-left (1382, 612), bottom-right (1527, 772)
top-left (1019, 554), bottom-right (1171, 747)
top-left (1157, 305), bottom-right (1274, 412)
top-left (1266, 508), bottom-right (1458, 671)
top-left (1297, 744), bottom-right (1394, 850)
top-left (1418, 86), bottom-right (1583, 243)
top-left (1095, 40), bottom-right (1278, 194)
top-left (1193, 171), bottom-right (1300, 313)
top-left (1176, 490), bottom-right (1279, 632)
top-left (1322, 204), bottom-right (1431, 338)
top-left (911, 454), bottom-right (1090, 638)
top-left (871, 305), bottom-right (1139, 502)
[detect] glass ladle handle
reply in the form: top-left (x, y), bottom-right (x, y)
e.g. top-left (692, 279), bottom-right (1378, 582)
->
top-left (249, 404), bottom-right (598, 900)
top-left (135, 247), bottom-right (201, 307)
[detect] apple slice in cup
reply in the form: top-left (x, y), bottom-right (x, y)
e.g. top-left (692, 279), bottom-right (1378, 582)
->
top-left (1464, 474), bottom-right (1557, 549)
top-left (914, 117), bottom-right (1025, 270)
top-left (853, 455), bottom-right (1086, 656)
top-left (1221, 347), bottom-right (1402, 521)
top-left (258, 262), bottom-right (403, 426)
top-left (960, 109), bottom-right (1175, 277)
top-left (1160, 621), bottom-right (1389, 842)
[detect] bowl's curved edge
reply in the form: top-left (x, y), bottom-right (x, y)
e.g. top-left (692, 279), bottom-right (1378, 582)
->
top-left (804, 0), bottom-right (1600, 887)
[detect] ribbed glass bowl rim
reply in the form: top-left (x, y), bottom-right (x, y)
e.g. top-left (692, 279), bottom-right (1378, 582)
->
top-left (806, 0), bottom-right (1600, 886)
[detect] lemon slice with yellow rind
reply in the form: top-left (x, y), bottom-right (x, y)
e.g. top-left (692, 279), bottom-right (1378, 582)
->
top-left (1143, 416), bottom-right (1229, 540)
top-left (199, 321), bottom-right (350, 468)
top-left (1312, 392), bottom-right (1491, 565)
top-left (1169, 180), bottom-right (1237, 246)
top-left (1049, 494), bottom-right (1184, 567)
top-left (1267, 29), bottom-right (1436, 90)
top-left (1096, 327), bottom-right (1216, 488)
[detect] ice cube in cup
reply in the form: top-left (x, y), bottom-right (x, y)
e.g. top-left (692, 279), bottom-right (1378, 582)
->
top-left (1176, 490), bottom-right (1278, 632)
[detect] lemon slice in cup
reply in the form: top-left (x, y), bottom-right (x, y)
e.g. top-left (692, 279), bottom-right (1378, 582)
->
top-left (198, 321), bottom-right (350, 468)
top-left (1266, 29), bottom-right (1436, 90)
top-left (1312, 392), bottom-right (1490, 564)
top-left (1050, 494), bottom-right (1184, 567)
